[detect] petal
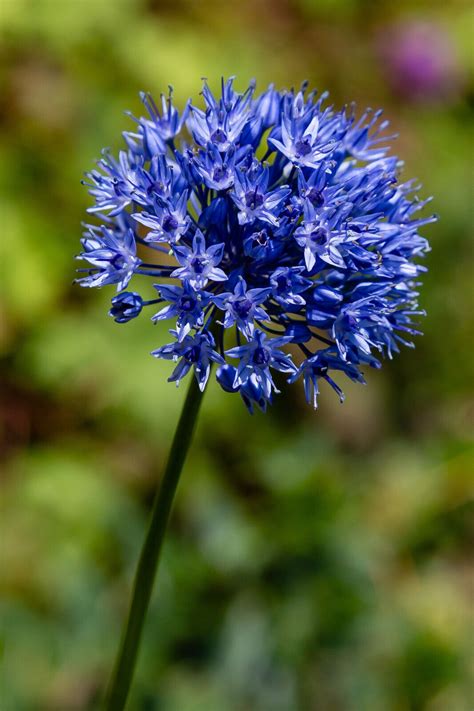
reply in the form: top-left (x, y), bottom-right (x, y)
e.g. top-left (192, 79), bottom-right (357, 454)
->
top-left (304, 247), bottom-right (316, 271)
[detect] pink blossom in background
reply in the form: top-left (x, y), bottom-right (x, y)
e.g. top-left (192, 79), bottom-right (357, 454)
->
top-left (378, 21), bottom-right (462, 102)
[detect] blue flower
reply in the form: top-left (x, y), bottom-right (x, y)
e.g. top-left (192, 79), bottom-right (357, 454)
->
top-left (269, 266), bottom-right (312, 307)
top-left (132, 191), bottom-right (190, 244)
top-left (226, 330), bottom-right (297, 401)
top-left (77, 78), bottom-right (434, 412)
top-left (253, 84), bottom-right (281, 130)
top-left (152, 331), bottom-right (224, 391)
top-left (231, 165), bottom-right (291, 226)
top-left (213, 277), bottom-right (270, 336)
top-left (289, 348), bottom-right (366, 408)
top-left (296, 163), bottom-right (332, 207)
top-left (192, 144), bottom-right (248, 191)
top-left (269, 90), bottom-right (337, 168)
top-left (341, 108), bottom-right (393, 162)
top-left (109, 291), bottom-right (143, 322)
top-left (124, 89), bottom-right (190, 157)
top-left (83, 150), bottom-right (140, 217)
top-left (187, 78), bottom-right (255, 152)
top-left (131, 154), bottom-right (187, 207)
top-left (77, 225), bottom-right (140, 291)
top-left (171, 230), bottom-right (227, 289)
top-left (243, 225), bottom-right (284, 263)
top-left (152, 282), bottom-right (211, 341)
top-left (293, 201), bottom-right (346, 271)
top-left (216, 363), bottom-right (271, 414)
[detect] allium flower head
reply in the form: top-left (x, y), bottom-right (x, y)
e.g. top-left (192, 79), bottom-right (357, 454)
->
top-left (77, 78), bottom-right (435, 412)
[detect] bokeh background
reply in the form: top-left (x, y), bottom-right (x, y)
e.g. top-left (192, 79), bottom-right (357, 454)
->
top-left (1, 1), bottom-right (473, 709)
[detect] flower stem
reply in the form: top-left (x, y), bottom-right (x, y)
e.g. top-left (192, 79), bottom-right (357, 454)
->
top-left (104, 376), bottom-right (206, 710)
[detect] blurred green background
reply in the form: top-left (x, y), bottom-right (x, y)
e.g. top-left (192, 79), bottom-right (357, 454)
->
top-left (0, 1), bottom-right (473, 710)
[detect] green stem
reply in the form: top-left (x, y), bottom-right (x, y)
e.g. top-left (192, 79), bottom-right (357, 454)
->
top-left (104, 376), bottom-right (206, 710)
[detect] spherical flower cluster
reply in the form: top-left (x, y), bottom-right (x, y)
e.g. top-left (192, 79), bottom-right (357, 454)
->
top-left (77, 78), bottom-right (434, 412)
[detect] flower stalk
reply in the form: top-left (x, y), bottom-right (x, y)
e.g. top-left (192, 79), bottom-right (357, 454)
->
top-left (104, 375), bottom-right (205, 710)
